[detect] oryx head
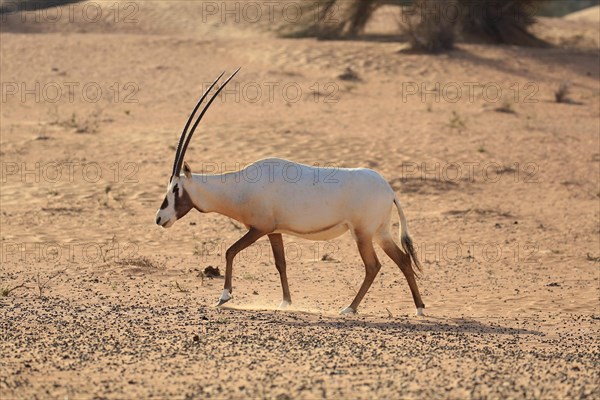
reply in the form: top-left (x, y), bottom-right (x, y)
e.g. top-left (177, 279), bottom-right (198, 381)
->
top-left (156, 68), bottom-right (240, 228)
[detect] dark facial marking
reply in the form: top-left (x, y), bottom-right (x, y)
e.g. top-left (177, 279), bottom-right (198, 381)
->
top-left (160, 197), bottom-right (169, 210)
top-left (174, 186), bottom-right (198, 219)
top-left (172, 184), bottom-right (179, 194)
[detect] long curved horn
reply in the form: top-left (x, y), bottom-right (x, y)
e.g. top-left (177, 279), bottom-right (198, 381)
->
top-left (171, 71), bottom-right (225, 178)
top-left (174, 67), bottom-right (241, 178)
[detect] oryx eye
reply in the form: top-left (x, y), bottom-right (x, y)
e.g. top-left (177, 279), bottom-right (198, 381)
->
top-left (172, 184), bottom-right (178, 194)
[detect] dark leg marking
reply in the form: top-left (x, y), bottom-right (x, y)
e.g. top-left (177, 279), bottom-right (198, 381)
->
top-left (378, 237), bottom-right (425, 309)
top-left (268, 233), bottom-right (291, 305)
top-left (345, 235), bottom-right (381, 313)
top-left (220, 228), bottom-right (267, 302)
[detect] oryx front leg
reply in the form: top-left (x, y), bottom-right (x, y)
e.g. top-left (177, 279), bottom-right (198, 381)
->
top-left (341, 235), bottom-right (381, 315)
top-left (217, 228), bottom-right (266, 307)
top-left (268, 233), bottom-right (292, 309)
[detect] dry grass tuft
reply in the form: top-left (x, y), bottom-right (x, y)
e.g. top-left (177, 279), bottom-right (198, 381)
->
top-left (115, 256), bottom-right (162, 269)
top-left (1, 281), bottom-right (28, 297)
top-left (34, 270), bottom-right (66, 299)
top-left (495, 99), bottom-right (517, 114)
top-left (555, 81), bottom-right (572, 103)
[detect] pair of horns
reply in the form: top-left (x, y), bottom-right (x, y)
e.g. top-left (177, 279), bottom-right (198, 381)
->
top-left (172, 67), bottom-right (241, 178)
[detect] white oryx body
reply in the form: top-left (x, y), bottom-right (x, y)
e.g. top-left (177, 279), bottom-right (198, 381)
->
top-left (181, 158), bottom-right (398, 241)
top-left (156, 69), bottom-right (425, 316)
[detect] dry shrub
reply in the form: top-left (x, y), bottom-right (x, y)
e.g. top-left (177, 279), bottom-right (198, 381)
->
top-left (115, 256), bottom-right (162, 269)
top-left (281, 0), bottom-right (384, 38)
top-left (405, 0), bottom-right (457, 53)
top-left (458, 0), bottom-right (548, 46)
top-left (555, 81), bottom-right (571, 103)
top-left (405, 0), bottom-right (548, 50)
top-left (285, 0), bottom-right (549, 49)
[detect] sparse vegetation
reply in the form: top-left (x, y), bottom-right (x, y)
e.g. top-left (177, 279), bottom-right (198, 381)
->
top-left (448, 111), bottom-right (466, 131)
top-left (174, 281), bottom-right (190, 293)
top-left (73, 110), bottom-right (102, 134)
top-left (34, 270), bottom-right (65, 299)
top-left (280, 0), bottom-right (385, 38)
top-left (101, 185), bottom-right (112, 208)
top-left (1, 281), bottom-right (28, 297)
top-left (338, 67), bottom-right (361, 82)
top-left (242, 273), bottom-right (257, 282)
top-left (555, 81), bottom-right (572, 103)
top-left (115, 256), bottom-right (162, 269)
top-left (48, 107), bottom-right (103, 134)
top-left (586, 253), bottom-right (600, 262)
top-left (496, 99), bottom-right (517, 114)
top-left (321, 253), bottom-right (339, 263)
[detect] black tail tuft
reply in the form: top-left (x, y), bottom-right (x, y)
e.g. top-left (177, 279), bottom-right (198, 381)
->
top-left (401, 234), bottom-right (422, 277)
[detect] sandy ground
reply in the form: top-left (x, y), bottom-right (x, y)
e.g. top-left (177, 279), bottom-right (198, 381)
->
top-left (1, 1), bottom-right (599, 399)
top-left (564, 5), bottom-right (599, 23)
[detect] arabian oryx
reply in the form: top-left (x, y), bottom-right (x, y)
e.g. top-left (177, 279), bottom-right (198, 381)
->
top-left (156, 69), bottom-right (425, 316)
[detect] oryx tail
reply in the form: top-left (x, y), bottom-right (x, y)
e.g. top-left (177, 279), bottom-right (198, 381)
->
top-left (393, 196), bottom-right (422, 276)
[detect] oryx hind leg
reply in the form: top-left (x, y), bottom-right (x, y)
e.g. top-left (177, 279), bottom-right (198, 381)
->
top-left (268, 233), bottom-right (292, 309)
top-left (375, 229), bottom-right (425, 315)
top-left (341, 233), bottom-right (381, 315)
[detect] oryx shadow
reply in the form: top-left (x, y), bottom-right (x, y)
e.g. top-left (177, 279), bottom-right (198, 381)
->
top-left (279, 313), bottom-right (542, 336)
top-left (215, 306), bottom-right (543, 336)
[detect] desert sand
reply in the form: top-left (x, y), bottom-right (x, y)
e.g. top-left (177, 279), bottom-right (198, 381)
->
top-left (0, 1), bottom-right (599, 399)
top-left (564, 5), bottom-right (599, 23)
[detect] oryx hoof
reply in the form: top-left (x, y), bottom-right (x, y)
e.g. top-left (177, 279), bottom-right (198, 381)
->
top-left (340, 306), bottom-right (356, 315)
top-left (215, 289), bottom-right (232, 307)
top-left (416, 307), bottom-right (425, 316)
top-left (278, 300), bottom-right (291, 310)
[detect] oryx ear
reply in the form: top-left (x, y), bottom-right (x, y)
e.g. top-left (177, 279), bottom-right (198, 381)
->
top-left (183, 162), bottom-right (192, 179)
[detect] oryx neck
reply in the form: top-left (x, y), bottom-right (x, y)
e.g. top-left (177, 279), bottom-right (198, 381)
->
top-left (187, 173), bottom-right (245, 221)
